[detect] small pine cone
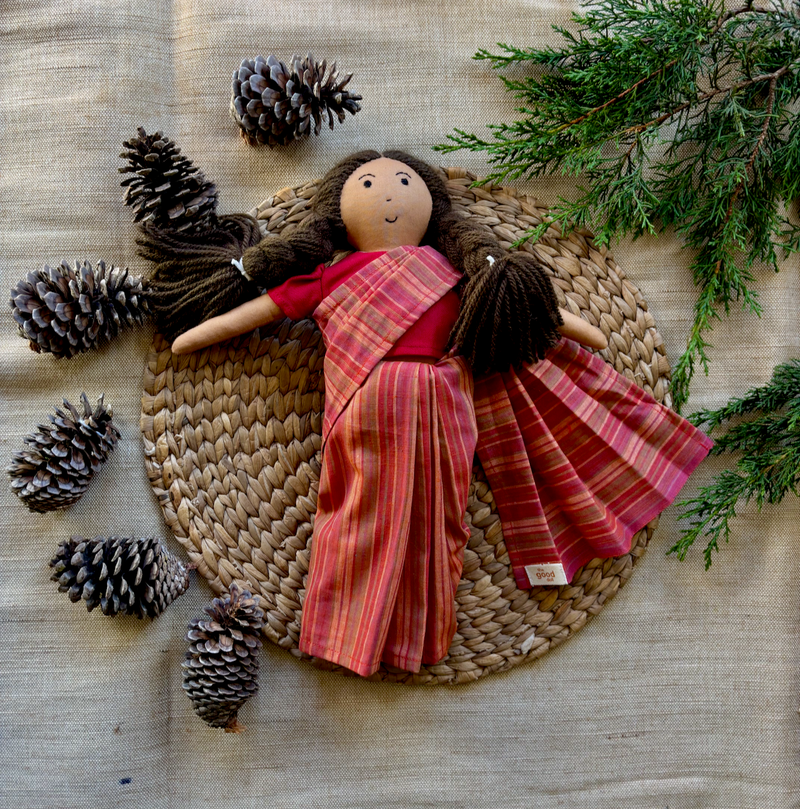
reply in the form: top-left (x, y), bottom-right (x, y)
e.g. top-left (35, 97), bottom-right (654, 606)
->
top-left (7, 393), bottom-right (119, 512)
top-left (231, 53), bottom-right (362, 147)
top-left (119, 127), bottom-right (218, 232)
top-left (182, 584), bottom-right (264, 732)
top-left (49, 535), bottom-right (190, 618)
top-left (10, 259), bottom-right (150, 358)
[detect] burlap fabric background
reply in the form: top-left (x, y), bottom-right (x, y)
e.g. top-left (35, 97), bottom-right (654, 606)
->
top-left (1, 2), bottom-right (798, 807)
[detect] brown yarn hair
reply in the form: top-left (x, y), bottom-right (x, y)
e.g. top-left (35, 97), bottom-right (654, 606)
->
top-left (140, 149), bottom-right (562, 373)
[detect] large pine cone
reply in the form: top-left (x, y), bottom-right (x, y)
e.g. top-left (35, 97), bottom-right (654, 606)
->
top-left (10, 259), bottom-right (150, 358)
top-left (120, 127), bottom-right (218, 232)
top-left (182, 584), bottom-right (264, 732)
top-left (7, 393), bottom-right (119, 512)
top-left (49, 535), bottom-right (190, 618)
top-left (231, 54), bottom-right (362, 147)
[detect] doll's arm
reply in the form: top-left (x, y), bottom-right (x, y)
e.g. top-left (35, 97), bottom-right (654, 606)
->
top-left (557, 308), bottom-right (608, 350)
top-left (171, 294), bottom-right (285, 355)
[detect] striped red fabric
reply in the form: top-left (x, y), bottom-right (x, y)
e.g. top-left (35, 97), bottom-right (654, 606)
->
top-left (312, 245), bottom-right (461, 443)
top-left (294, 245), bottom-right (712, 673)
top-left (299, 245), bottom-right (474, 675)
top-left (299, 357), bottom-right (477, 676)
top-left (474, 339), bottom-right (714, 588)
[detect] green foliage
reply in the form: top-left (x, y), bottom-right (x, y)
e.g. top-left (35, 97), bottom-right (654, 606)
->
top-left (669, 360), bottom-right (800, 567)
top-left (436, 0), bottom-right (800, 410)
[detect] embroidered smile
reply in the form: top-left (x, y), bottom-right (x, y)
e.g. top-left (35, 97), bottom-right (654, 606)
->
top-left (385, 216), bottom-right (398, 223)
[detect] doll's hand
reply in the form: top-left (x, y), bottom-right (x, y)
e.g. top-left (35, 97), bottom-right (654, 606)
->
top-left (557, 308), bottom-right (608, 350)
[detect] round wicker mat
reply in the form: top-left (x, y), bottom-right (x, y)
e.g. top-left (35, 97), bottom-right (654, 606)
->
top-left (141, 168), bottom-right (673, 684)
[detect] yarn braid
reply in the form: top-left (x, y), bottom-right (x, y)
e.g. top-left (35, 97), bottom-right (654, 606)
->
top-left (435, 212), bottom-right (562, 374)
top-left (138, 153), bottom-right (385, 341)
top-left (138, 214), bottom-right (263, 341)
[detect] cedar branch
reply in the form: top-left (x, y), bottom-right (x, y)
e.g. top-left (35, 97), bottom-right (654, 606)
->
top-left (556, 4), bottom-right (769, 134)
top-left (623, 64), bottom-right (793, 140)
top-left (438, 0), bottom-right (800, 414)
top-left (712, 72), bottom-right (780, 278)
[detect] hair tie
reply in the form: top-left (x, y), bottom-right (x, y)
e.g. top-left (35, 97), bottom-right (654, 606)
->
top-left (231, 257), bottom-right (249, 279)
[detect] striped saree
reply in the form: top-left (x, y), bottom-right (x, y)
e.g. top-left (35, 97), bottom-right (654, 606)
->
top-left (299, 355), bottom-right (477, 676)
top-left (299, 247), bottom-right (477, 676)
top-left (296, 245), bottom-right (712, 675)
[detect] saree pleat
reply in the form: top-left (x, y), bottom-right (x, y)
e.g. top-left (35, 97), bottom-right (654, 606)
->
top-left (475, 338), bottom-right (714, 587)
top-left (299, 356), bottom-right (477, 676)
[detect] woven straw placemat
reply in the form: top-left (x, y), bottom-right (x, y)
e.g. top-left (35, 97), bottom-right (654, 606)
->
top-left (141, 168), bottom-right (672, 684)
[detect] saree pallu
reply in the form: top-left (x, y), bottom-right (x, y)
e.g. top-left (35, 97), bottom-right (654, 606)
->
top-left (475, 338), bottom-right (714, 588)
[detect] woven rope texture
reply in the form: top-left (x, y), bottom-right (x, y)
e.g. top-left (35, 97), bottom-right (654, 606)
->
top-left (141, 168), bottom-right (671, 684)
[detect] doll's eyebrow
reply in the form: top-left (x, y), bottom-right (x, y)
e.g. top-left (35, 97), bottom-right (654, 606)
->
top-left (396, 172), bottom-right (412, 178)
top-left (357, 173), bottom-right (376, 180)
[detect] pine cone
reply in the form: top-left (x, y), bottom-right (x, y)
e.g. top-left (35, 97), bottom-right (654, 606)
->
top-left (231, 54), bottom-right (362, 147)
top-left (7, 393), bottom-right (119, 512)
top-left (49, 535), bottom-right (190, 618)
top-left (10, 259), bottom-right (150, 358)
top-left (182, 584), bottom-right (264, 732)
top-left (119, 127), bottom-right (218, 232)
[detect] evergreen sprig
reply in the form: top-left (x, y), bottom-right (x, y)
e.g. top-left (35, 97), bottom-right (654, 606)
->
top-left (436, 0), bottom-right (800, 410)
top-left (669, 359), bottom-right (800, 568)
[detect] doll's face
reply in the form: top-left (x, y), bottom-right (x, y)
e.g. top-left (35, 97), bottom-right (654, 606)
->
top-left (339, 157), bottom-right (433, 252)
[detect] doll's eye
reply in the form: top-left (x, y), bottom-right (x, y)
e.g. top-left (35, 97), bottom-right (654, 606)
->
top-left (363, 180), bottom-right (372, 188)
top-left (400, 178), bottom-right (409, 185)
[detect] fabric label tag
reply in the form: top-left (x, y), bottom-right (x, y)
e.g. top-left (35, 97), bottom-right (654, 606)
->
top-left (525, 562), bottom-right (568, 587)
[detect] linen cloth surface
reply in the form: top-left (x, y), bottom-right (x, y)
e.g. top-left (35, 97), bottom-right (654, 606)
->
top-left (1, 2), bottom-right (798, 808)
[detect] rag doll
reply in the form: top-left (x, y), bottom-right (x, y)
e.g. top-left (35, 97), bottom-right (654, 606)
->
top-left (140, 150), bottom-right (713, 677)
